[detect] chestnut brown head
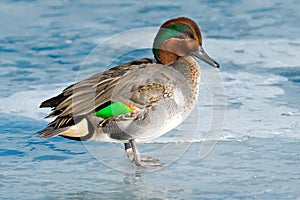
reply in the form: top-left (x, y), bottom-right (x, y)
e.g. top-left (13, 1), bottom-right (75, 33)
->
top-left (153, 17), bottom-right (219, 67)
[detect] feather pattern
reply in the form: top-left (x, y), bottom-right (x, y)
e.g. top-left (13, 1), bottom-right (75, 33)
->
top-left (36, 58), bottom-right (167, 138)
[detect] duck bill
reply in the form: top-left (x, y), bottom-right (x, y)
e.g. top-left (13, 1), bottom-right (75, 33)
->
top-left (192, 46), bottom-right (220, 68)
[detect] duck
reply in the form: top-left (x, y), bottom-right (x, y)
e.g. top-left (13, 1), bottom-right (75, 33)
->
top-left (36, 17), bottom-right (219, 167)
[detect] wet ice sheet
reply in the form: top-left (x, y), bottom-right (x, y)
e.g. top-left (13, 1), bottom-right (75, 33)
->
top-left (0, 128), bottom-right (299, 199)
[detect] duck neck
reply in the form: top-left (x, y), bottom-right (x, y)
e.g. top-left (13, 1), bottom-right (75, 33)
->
top-left (170, 56), bottom-right (201, 94)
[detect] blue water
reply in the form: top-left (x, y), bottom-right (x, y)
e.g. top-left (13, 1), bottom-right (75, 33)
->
top-left (1, 0), bottom-right (300, 199)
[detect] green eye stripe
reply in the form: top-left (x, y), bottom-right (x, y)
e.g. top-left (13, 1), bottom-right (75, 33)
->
top-left (153, 23), bottom-right (192, 58)
top-left (95, 101), bottom-right (133, 118)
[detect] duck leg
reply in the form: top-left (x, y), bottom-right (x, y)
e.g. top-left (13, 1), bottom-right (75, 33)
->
top-left (124, 142), bottom-right (134, 161)
top-left (124, 139), bottom-right (164, 168)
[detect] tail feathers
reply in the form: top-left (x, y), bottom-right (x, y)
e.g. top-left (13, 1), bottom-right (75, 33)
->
top-left (35, 126), bottom-right (69, 138)
top-left (35, 118), bottom-right (91, 140)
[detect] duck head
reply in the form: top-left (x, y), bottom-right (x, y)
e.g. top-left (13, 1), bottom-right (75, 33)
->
top-left (153, 17), bottom-right (219, 68)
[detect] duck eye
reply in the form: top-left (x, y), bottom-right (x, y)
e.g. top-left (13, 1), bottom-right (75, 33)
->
top-left (184, 32), bottom-right (194, 39)
top-left (175, 34), bottom-right (186, 39)
top-left (174, 32), bottom-right (194, 40)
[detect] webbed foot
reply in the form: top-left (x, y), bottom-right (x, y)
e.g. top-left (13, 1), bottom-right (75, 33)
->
top-left (124, 141), bottom-right (164, 168)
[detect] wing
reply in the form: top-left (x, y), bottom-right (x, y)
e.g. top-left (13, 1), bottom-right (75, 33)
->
top-left (36, 57), bottom-right (190, 139)
top-left (40, 58), bottom-right (156, 118)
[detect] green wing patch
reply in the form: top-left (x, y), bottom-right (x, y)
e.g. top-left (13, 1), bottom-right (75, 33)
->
top-left (95, 101), bottom-right (134, 118)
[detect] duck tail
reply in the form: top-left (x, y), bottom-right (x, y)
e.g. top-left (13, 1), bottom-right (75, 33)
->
top-left (35, 126), bottom-right (68, 138)
top-left (35, 117), bottom-right (94, 141)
